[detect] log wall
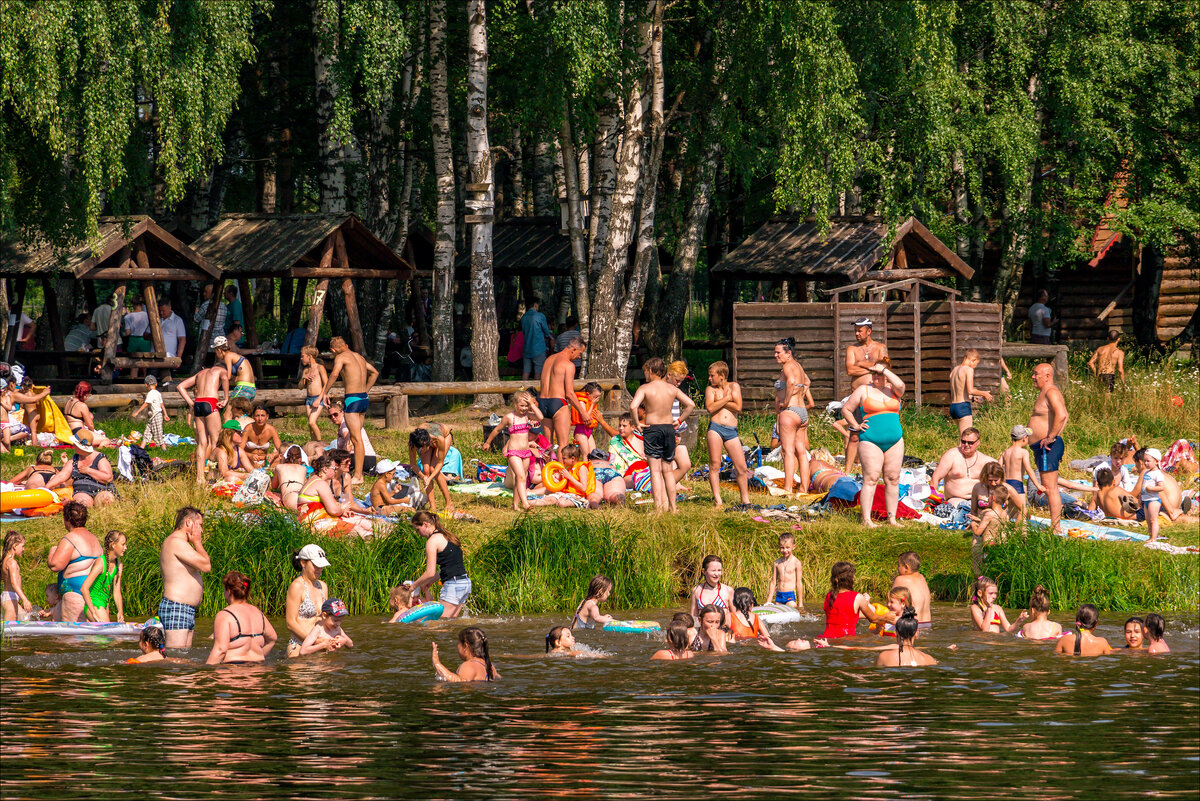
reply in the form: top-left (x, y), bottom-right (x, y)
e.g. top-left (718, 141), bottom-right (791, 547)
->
top-left (1156, 245), bottom-right (1200, 340)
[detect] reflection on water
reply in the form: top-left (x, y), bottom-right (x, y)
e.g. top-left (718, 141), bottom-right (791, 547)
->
top-left (2, 604), bottom-right (1197, 800)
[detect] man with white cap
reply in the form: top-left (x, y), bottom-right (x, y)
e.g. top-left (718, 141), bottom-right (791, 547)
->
top-left (844, 317), bottom-right (889, 469)
top-left (177, 361), bottom-right (230, 483)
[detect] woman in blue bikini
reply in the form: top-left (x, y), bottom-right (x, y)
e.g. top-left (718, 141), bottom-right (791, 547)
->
top-left (45, 500), bottom-right (103, 623)
top-left (842, 361), bottom-right (906, 528)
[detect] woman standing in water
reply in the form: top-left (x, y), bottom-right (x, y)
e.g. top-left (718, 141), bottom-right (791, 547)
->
top-left (876, 608), bottom-right (938, 667)
top-left (285, 544), bottom-right (331, 657)
top-left (207, 571), bottom-right (277, 665)
top-left (773, 338), bottom-right (815, 496)
top-left (411, 511), bottom-right (471, 618)
top-left (688, 555), bottom-right (735, 618)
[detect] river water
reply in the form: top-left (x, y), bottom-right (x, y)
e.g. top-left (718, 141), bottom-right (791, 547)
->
top-left (2, 603), bottom-right (1197, 800)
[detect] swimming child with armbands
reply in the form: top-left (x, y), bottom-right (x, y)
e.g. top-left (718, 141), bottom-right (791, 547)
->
top-left (572, 575), bottom-right (615, 629)
top-left (1018, 585), bottom-right (1062, 641)
top-left (766, 532), bottom-right (804, 609)
top-left (1, 531), bottom-right (32, 621)
top-left (728, 588), bottom-right (783, 651)
top-left (545, 626), bottom-right (586, 657)
top-left (1144, 613), bottom-right (1170, 654)
top-left (433, 627), bottom-right (499, 681)
top-left (689, 606), bottom-right (729, 653)
top-left (299, 598), bottom-right (354, 655)
top-left (127, 626), bottom-right (167, 664)
top-left (970, 576), bottom-right (1027, 634)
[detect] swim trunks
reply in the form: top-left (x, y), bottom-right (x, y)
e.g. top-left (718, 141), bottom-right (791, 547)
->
top-left (230, 381), bottom-right (257, 401)
top-left (306, 394), bottom-right (324, 409)
top-left (1005, 478), bottom-right (1026, 495)
top-left (708, 421), bottom-right (739, 442)
top-left (344, 392), bottom-right (369, 415)
top-left (949, 401), bottom-right (972, 420)
top-left (1100, 373), bottom-right (1115, 391)
top-left (642, 423), bottom-right (677, 461)
top-left (538, 396), bottom-right (566, 418)
top-left (918, 621), bottom-right (932, 631)
top-left (774, 590), bottom-right (797, 605)
top-left (1031, 436), bottom-right (1065, 473)
top-left (158, 597), bottom-right (198, 631)
top-left (781, 405), bottom-right (809, 424)
top-left (194, 397), bottom-right (218, 418)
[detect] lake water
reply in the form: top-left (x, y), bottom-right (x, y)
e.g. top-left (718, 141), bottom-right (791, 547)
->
top-left (2, 603), bottom-right (1197, 800)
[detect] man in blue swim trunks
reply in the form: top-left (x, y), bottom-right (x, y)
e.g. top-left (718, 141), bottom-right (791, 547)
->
top-left (321, 337), bottom-right (379, 485)
top-left (1028, 363), bottom-right (1069, 534)
top-left (948, 349), bottom-right (992, 434)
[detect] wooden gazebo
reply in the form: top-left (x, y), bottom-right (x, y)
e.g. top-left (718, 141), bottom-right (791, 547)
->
top-left (0, 216), bottom-right (219, 381)
top-left (189, 213), bottom-right (414, 369)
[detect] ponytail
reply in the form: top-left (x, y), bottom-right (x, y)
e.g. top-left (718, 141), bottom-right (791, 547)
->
top-left (412, 510), bottom-right (459, 546)
top-left (459, 627), bottom-right (495, 681)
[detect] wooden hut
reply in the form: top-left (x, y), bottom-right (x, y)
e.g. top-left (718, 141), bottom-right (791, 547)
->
top-left (189, 213), bottom-right (414, 372)
top-left (717, 215), bottom-right (1003, 408)
top-left (0, 216), bottom-right (219, 382)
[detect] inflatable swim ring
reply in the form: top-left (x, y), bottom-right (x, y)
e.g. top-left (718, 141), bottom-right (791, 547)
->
top-left (602, 620), bottom-right (661, 633)
top-left (394, 602), bottom-right (445, 624)
top-left (542, 461), bottom-right (596, 496)
top-left (0, 487), bottom-right (59, 514)
top-left (752, 603), bottom-right (803, 625)
top-left (867, 602), bottom-right (891, 632)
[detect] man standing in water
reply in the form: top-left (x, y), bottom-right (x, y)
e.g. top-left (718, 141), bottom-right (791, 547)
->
top-left (176, 362), bottom-right (229, 484)
top-left (158, 507), bottom-right (211, 649)
top-left (1029, 362), bottom-right (1069, 534)
top-left (538, 336), bottom-right (588, 452)
top-left (844, 318), bottom-right (889, 469)
top-left (321, 336), bottom-right (379, 485)
top-left (630, 357), bottom-right (695, 512)
top-left (948, 348), bottom-right (993, 433)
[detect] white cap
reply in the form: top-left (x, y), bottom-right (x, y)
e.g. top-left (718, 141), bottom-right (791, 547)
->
top-left (212, 335), bottom-right (228, 349)
top-left (297, 544), bottom-right (330, 568)
top-left (854, 317), bottom-right (873, 328)
top-left (375, 458), bottom-right (398, 474)
top-left (1145, 448), bottom-right (1162, 462)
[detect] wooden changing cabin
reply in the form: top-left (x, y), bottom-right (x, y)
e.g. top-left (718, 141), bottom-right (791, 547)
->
top-left (718, 215), bottom-right (1003, 408)
top-left (0, 216), bottom-right (219, 382)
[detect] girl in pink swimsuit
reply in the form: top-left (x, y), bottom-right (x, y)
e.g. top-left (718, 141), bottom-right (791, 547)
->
top-left (483, 392), bottom-right (544, 511)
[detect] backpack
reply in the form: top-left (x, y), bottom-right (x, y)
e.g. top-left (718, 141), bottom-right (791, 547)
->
top-left (129, 445), bottom-right (155, 478)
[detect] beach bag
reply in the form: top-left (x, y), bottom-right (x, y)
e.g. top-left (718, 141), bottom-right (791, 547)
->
top-left (233, 468), bottom-right (271, 506)
top-left (129, 445), bottom-right (154, 479)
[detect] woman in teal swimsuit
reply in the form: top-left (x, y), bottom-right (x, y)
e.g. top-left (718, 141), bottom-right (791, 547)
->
top-left (45, 501), bottom-right (103, 622)
top-left (81, 530), bottom-right (126, 623)
top-left (841, 361), bottom-right (906, 529)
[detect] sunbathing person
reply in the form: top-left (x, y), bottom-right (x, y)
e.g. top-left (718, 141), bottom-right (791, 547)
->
top-left (296, 455), bottom-right (374, 538)
top-left (272, 445), bottom-right (309, 511)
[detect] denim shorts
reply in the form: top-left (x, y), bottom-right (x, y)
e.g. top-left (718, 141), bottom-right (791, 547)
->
top-left (439, 576), bottom-right (472, 606)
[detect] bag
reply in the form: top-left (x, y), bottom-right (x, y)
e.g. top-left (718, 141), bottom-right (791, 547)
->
top-left (129, 445), bottom-right (154, 479)
top-left (233, 468), bottom-right (271, 506)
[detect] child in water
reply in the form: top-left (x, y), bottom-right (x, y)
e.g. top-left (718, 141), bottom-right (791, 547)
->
top-left (1054, 604), bottom-right (1112, 656)
top-left (651, 620), bottom-right (695, 661)
top-left (672, 612), bottom-right (699, 648)
top-left (388, 583), bottom-right (431, 622)
top-left (299, 598), bottom-right (355, 654)
top-left (1123, 617), bottom-right (1145, 649)
top-left (572, 575), bottom-right (615, 629)
top-left (728, 587), bottom-right (783, 651)
top-left (38, 583), bottom-right (61, 620)
top-left (545, 626), bottom-right (585, 657)
top-left (871, 585), bottom-right (912, 638)
top-left (1018, 585), bottom-right (1063, 640)
top-left (819, 561), bottom-right (890, 639)
top-left (433, 627), bottom-right (499, 681)
top-left (970, 576), bottom-right (1027, 633)
top-left (876, 608), bottom-right (938, 667)
top-left (1144, 613), bottom-right (1170, 654)
top-left (766, 532), bottom-right (804, 609)
top-left (1, 531), bottom-right (32, 621)
top-left (127, 626), bottom-right (167, 664)
top-left (690, 605), bottom-right (729, 653)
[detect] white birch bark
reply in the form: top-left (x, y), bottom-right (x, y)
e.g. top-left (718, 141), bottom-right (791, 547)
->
top-left (313, 0), bottom-right (346, 214)
top-left (429, 0), bottom-right (456, 382)
top-left (587, 95), bottom-right (621, 283)
top-left (560, 115), bottom-right (591, 346)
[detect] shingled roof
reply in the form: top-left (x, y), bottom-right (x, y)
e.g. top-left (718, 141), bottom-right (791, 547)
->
top-left (453, 217), bottom-right (571, 276)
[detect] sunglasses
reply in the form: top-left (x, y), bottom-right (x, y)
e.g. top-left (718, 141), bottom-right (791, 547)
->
top-left (960, 439), bottom-right (979, 445)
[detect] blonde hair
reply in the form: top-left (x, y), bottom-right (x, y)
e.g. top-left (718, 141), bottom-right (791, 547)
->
top-left (511, 390), bottom-right (532, 409)
top-left (301, 345), bottom-right (320, 360)
top-left (667, 360), bottom-right (688, 379)
top-left (708, 361), bottom-right (729, 379)
top-left (888, 585), bottom-right (913, 606)
top-left (390, 585), bottom-right (413, 611)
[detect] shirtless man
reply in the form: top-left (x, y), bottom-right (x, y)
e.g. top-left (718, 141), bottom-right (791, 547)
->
top-left (1029, 362), bottom-right (1069, 534)
top-left (177, 363), bottom-right (229, 484)
top-left (630, 357), bottom-right (695, 512)
top-left (320, 336), bottom-right (379, 484)
top-left (948, 349), bottom-right (993, 433)
top-left (158, 507), bottom-right (211, 649)
top-left (1087, 330), bottom-right (1126, 391)
top-left (930, 426), bottom-right (997, 505)
top-left (243, 404), bottom-right (283, 466)
top-left (213, 336), bottom-right (257, 421)
top-left (892, 551), bottom-right (932, 628)
top-left (844, 318), bottom-right (889, 470)
top-left (538, 336), bottom-right (588, 452)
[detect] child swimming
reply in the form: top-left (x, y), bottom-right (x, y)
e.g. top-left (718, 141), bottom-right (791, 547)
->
top-left (970, 576), bottom-right (1027, 633)
top-left (127, 626), bottom-right (167, 664)
top-left (483, 391), bottom-right (544, 511)
top-left (572, 575), bottom-right (615, 629)
top-left (1054, 604), bottom-right (1113, 656)
top-left (1018, 585), bottom-right (1063, 641)
top-left (820, 561), bottom-right (889, 639)
top-left (545, 626), bottom-right (584, 657)
top-left (299, 598), bottom-right (355, 655)
top-left (651, 620), bottom-right (695, 661)
top-left (875, 608), bottom-right (938, 667)
top-left (690, 605), bottom-right (729, 653)
top-left (1123, 617), bottom-right (1145, 649)
top-left (766, 532), bottom-right (804, 609)
top-left (387, 583), bottom-right (431, 622)
top-left (433, 627), bottom-right (499, 681)
top-left (1, 531), bottom-right (32, 621)
top-left (1143, 613), bottom-right (1170, 654)
top-left (871, 585), bottom-right (912, 637)
top-left (728, 587), bottom-right (783, 651)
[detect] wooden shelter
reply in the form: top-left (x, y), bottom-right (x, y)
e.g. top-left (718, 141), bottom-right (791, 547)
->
top-left (0, 216), bottom-right (218, 380)
top-left (189, 213), bottom-right (414, 368)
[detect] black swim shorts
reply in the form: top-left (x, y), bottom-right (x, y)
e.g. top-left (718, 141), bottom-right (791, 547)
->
top-left (538, 397), bottom-right (566, 418)
top-left (642, 423), bottom-right (677, 462)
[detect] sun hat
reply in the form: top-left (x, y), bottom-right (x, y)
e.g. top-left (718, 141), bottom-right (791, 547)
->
top-left (297, 544), bottom-right (331, 568)
top-left (321, 598), bottom-right (349, 618)
top-left (1010, 424), bottom-right (1033, 440)
top-left (211, 335), bottom-right (228, 349)
top-left (72, 438), bottom-right (95, 454)
top-left (375, 458), bottom-right (398, 475)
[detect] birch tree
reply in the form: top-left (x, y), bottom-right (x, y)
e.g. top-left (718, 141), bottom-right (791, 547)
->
top-left (429, 0), bottom-right (456, 382)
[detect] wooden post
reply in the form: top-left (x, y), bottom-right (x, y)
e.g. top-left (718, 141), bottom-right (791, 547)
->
top-left (3, 277), bottom-right (27, 362)
top-left (101, 263), bottom-right (129, 383)
top-left (912, 295), bottom-right (922, 406)
top-left (949, 301), bottom-right (959, 367)
top-left (832, 295), bottom-right (843, 399)
top-left (304, 238), bottom-right (336, 355)
top-left (334, 231), bottom-right (367, 354)
top-left (287, 277), bottom-right (309, 331)
top-left (193, 278), bottom-right (224, 371)
top-left (134, 244), bottom-right (165, 357)
top-left (1054, 347), bottom-right (1069, 386)
top-left (237, 277), bottom-right (262, 378)
top-left (385, 394), bottom-right (409, 429)
top-left (894, 240), bottom-right (908, 271)
top-left (39, 278), bottom-right (68, 377)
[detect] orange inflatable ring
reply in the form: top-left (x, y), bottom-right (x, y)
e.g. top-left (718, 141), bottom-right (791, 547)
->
top-left (542, 461), bottom-right (569, 492)
top-left (570, 391), bottom-right (599, 429)
top-left (543, 461), bottom-right (596, 496)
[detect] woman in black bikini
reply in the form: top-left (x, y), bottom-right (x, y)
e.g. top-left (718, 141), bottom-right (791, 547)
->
top-left (271, 445), bottom-right (308, 511)
top-left (11, 450), bottom-right (59, 488)
top-left (207, 571), bottom-right (277, 665)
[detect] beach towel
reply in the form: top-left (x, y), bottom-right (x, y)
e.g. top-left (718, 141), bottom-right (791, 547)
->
top-left (1162, 439), bottom-right (1196, 472)
top-left (27, 390), bottom-right (74, 444)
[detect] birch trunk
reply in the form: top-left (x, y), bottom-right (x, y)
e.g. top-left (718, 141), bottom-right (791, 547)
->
top-left (993, 75), bottom-right (1039, 334)
top-left (588, 95), bottom-right (621, 285)
top-left (533, 140), bottom-right (556, 215)
top-left (466, 0), bottom-right (501, 405)
top-left (509, 124), bottom-right (526, 215)
top-left (429, 0), bottom-right (456, 382)
top-left (313, 0), bottom-right (346, 214)
top-left (560, 115), bottom-right (590, 343)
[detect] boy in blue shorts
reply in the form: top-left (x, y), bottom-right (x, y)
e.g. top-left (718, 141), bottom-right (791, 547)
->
top-left (766, 532), bottom-right (804, 609)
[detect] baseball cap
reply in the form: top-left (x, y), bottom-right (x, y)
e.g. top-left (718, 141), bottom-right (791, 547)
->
top-left (222, 419), bottom-right (242, 431)
top-left (297, 544), bottom-right (331, 568)
top-left (375, 458), bottom-right (398, 475)
top-left (1145, 448), bottom-right (1162, 461)
top-left (321, 598), bottom-right (349, 618)
top-left (211, 335), bottom-right (228, 349)
top-left (1010, 425), bottom-right (1033, 440)
top-left (854, 317), bottom-right (873, 328)
top-left (144, 374), bottom-right (157, 385)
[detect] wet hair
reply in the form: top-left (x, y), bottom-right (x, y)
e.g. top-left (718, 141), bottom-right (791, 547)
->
top-left (960, 426), bottom-right (981, 441)
top-left (898, 551), bottom-right (920, 571)
top-left (830, 561), bottom-right (856, 594)
top-left (1026, 585), bottom-right (1051, 614)
top-left (642, 357), bottom-right (666, 378)
top-left (560, 444), bottom-right (582, 462)
top-left (545, 625), bottom-right (571, 653)
top-left (1124, 616), bottom-right (1144, 632)
top-left (458, 627), bottom-right (496, 680)
top-left (1075, 603), bottom-right (1099, 630)
top-left (1095, 467), bottom-right (1114, 488)
top-left (671, 611), bottom-right (696, 628)
top-left (310, 455), bottom-right (332, 475)
top-left (63, 500), bottom-right (89, 529)
top-left (409, 428), bottom-right (431, 449)
top-left (582, 381), bottom-right (602, 397)
top-left (980, 462), bottom-right (1004, 484)
top-left (697, 604), bottom-right (725, 628)
top-left (141, 626), bottom-right (166, 653)
top-left (35, 450), bottom-right (53, 465)
top-left (328, 448), bottom-right (352, 466)
top-left (972, 576), bottom-right (997, 608)
top-left (887, 586), bottom-right (912, 607)
top-left (895, 607), bottom-right (919, 652)
top-left (301, 345), bottom-right (320, 360)
top-left (775, 337), bottom-right (795, 353)
top-left (664, 620), bottom-right (690, 653)
top-left (1143, 613), bottom-right (1165, 642)
top-left (223, 570), bottom-right (252, 601)
top-left (585, 575), bottom-right (613, 602)
top-left (411, 509), bottom-right (460, 546)
top-left (709, 360), bottom-right (729, 379)
top-left (778, 531), bottom-right (795, 545)
top-left (282, 444), bottom-right (304, 464)
top-left (2, 530), bottom-right (25, 564)
top-left (732, 587), bottom-right (756, 620)
top-left (390, 585), bottom-right (413, 611)
top-left (73, 381), bottom-right (92, 400)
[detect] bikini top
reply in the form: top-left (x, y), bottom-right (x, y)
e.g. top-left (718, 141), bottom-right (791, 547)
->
top-left (862, 386), bottom-right (901, 417)
top-left (509, 420), bottom-right (531, 435)
top-left (64, 398), bottom-right (85, 424)
top-left (699, 584), bottom-right (728, 609)
top-left (297, 478), bottom-right (323, 503)
top-left (224, 607), bottom-right (267, 642)
top-left (232, 356), bottom-right (247, 375)
top-left (62, 535), bottom-right (100, 568)
top-left (298, 582), bottom-right (321, 619)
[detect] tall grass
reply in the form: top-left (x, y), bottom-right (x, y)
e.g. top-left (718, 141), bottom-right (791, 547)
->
top-left (985, 528), bottom-right (1200, 613)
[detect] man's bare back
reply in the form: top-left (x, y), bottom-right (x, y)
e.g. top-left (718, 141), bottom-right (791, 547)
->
top-left (192, 366), bottom-right (227, 401)
top-left (540, 351), bottom-right (575, 401)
